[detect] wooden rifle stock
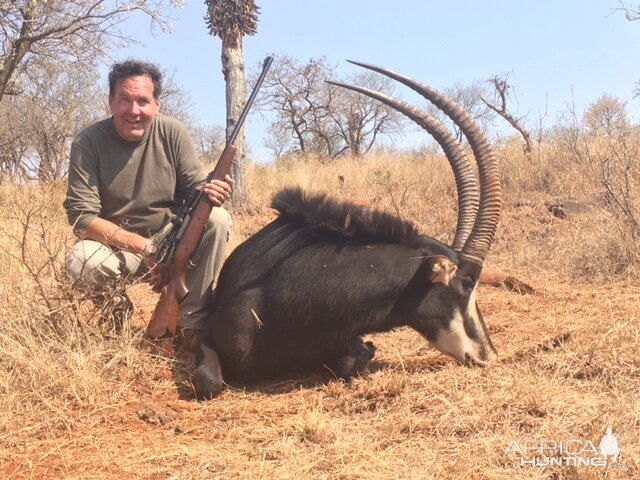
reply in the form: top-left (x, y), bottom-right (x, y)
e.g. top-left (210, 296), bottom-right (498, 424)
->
top-left (146, 144), bottom-right (237, 340)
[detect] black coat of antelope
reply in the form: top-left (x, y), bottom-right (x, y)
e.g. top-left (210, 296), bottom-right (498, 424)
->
top-left (193, 61), bottom-right (502, 400)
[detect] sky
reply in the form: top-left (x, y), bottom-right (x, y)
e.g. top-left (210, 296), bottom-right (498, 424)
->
top-left (116, 1), bottom-right (640, 162)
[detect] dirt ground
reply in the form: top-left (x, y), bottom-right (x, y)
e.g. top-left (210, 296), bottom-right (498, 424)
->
top-left (2, 279), bottom-right (638, 480)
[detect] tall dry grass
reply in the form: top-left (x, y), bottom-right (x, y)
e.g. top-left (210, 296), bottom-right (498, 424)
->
top-left (0, 138), bottom-right (639, 479)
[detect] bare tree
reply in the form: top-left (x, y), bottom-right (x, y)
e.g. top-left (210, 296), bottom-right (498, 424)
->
top-left (482, 74), bottom-right (533, 156)
top-left (0, 59), bottom-right (102, 182)
top-left (615, 2), bottom-right (640, 20)
top-left (22, 60), bottom-right (103, 181)
top-left (264, 119), bottom-right (297, 159)
top-left (583, 94), bottom-right (630, 134)
top-left (0, 1), bottom-right (181, 105)
top-left (328, 71), bottom-right (404, 156)
top-left (0, 97), bottom-right (30, 182)
top-left (258, 56), bottom-right (336, 156)
top-left (205, 0), bottom-right (260, 209)
top-left (192, 124), bottom-right (226, 166)
top-left (258, 56), bottom-right (403, 159)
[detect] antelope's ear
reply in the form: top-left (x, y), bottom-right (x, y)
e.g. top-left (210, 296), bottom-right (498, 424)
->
top-left (428, 256), bottom-right (457, 287)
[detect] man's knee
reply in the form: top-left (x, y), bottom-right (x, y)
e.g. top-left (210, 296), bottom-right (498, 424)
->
top-left (65, 240), bottom-right (122, 287)
top-left (207, 207), bottom-right (233, 242)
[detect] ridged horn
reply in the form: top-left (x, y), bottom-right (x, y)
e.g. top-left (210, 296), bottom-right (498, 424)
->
top-left (343, 61), bottom-right (502, 266)
top-left (325, 80), bottom-right (479, 251)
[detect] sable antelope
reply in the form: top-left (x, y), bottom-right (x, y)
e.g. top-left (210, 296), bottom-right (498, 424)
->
top-left (193, 61), bottom-right (502, 399)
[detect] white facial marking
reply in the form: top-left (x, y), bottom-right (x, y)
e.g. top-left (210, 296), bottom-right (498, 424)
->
top-left (432, 309), bottom-right (475, 364)
top-left (468, 288), bottom-right (479, 320)
top-left (431, 287), bottom-right (494, 366)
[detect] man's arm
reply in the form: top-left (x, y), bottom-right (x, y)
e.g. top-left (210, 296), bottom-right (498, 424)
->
top-left (82, 217), bottom-right (152, 255)
top-left (82, 174), bottom-right (233, 254)
top-left (82, 216), bottom-right (171, 290)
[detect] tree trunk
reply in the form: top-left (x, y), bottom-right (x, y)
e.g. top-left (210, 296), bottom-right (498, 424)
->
top-left (220, 31), bottom-right (249, 210)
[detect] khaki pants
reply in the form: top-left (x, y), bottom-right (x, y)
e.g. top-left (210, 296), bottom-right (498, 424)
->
top-left (65, 208), bottom-right (232, 330)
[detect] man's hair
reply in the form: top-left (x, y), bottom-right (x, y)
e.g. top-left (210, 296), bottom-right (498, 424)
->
top-left (108, 60), bottom-right (163, 99)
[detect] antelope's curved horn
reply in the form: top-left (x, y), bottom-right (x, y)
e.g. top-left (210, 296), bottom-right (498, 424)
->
top-left (326, 80), bottom-right (478, 251)
top-left (344, 60), bottom-right (502, 266)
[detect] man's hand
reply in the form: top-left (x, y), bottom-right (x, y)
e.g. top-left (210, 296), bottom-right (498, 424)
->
top-left (203, 174), bottom-right (233, 207)
top-left (143, 256), bottom-right (171, 293)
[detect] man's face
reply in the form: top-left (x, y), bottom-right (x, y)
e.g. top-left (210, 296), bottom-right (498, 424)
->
top-left (109, 75), bottom-right (160, 142)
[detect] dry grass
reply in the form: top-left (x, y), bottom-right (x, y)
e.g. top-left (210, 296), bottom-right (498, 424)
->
top-left (1, 144), bottom-right (639, 479)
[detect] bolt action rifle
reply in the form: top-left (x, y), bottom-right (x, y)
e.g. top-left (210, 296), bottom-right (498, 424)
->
top-left (146, 56), bottom-right (273, 345)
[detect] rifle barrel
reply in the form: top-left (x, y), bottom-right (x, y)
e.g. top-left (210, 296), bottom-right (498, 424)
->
top-left (227, 56), bottom-right (274, 147)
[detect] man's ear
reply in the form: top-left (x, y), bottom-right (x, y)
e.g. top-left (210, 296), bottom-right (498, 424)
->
top-left (427, 256), bottom-right (457, 287)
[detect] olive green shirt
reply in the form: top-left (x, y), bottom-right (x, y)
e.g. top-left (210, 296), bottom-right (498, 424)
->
top-left (64, 114), bottom-right (205, 237)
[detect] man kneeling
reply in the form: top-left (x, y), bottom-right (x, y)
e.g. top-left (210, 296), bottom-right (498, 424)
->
top-left (63, 60), bottom-right (233, 348)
